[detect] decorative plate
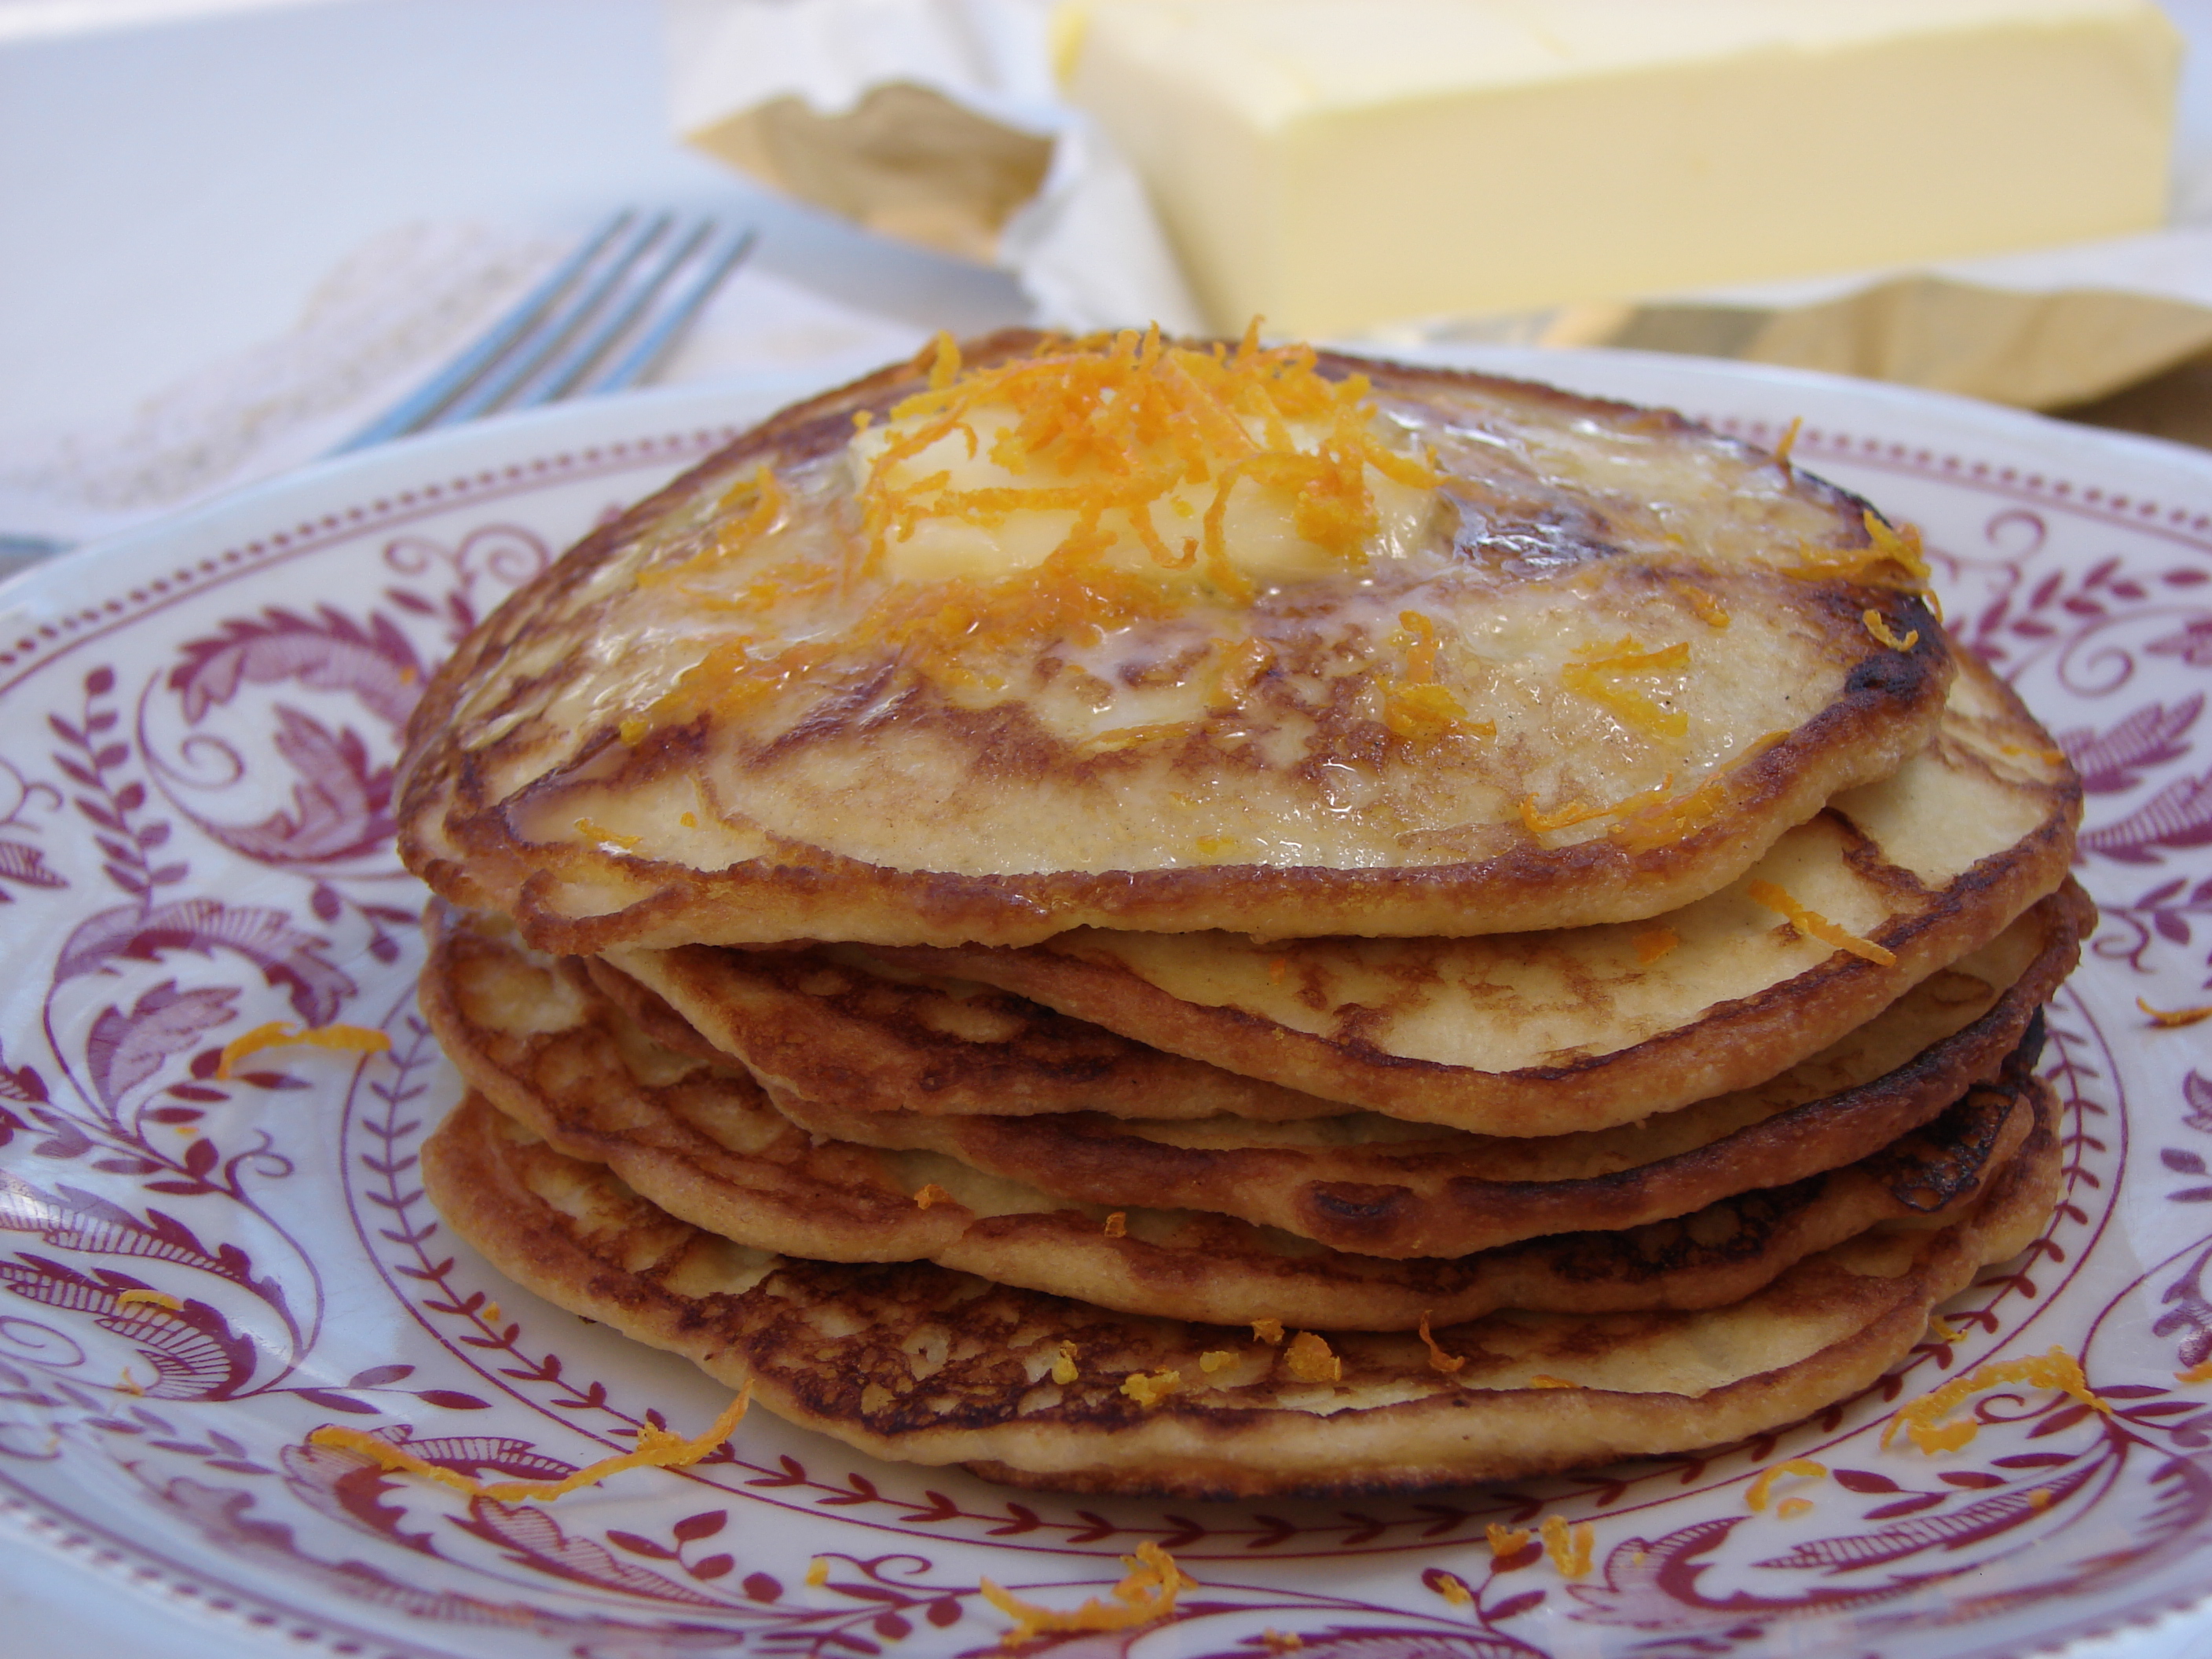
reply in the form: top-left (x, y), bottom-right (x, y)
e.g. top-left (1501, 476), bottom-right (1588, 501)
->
top-left (5, 352), bottom-right (2212, 1659)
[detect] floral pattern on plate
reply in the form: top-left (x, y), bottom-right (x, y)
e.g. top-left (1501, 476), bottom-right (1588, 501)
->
top-left (2, 360), bottom-right (2212, 1659)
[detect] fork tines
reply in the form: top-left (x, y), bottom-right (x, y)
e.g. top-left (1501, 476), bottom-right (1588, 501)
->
top-left (333, 211), bottom-right (756, 454)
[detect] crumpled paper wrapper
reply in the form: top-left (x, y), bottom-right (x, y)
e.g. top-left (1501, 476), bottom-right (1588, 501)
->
top-left (664, 0), bottom-right (1203, 335)
top-left (1431, 275), bottom-right (2212, 420)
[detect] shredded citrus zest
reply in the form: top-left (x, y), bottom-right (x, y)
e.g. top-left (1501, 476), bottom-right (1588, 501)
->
top-left (1433, 1573), bottom-right (1474, 1607)
top-left (678, 811), bottom-right (698, 829)
top-left (1745, 1458), bottom-right (1826, 1512)
top-left (806, 1558), bottom-right (831, 1586)
top-left (1559, 636), bottom-right (1691, 739)
top-left (1527, 1375), bottom-right (1582, 1390)
top-left (1103, 1211), bottom-right (1128, 1238)
top-left (1267, 956), bottom-right (1291, 983)
top-left (1540, 1515), bottom-right (1595, 1579)
top-left (1051, 1340), bottom-right (1080, 1386)
top-left (2177, 1357), bottom-right (2212, 1383)
top-left (308, 1390), bottom-right (750, 1501)
top-left (573, 816), bottom-right (641, 851)
top-left (1285, 1331), bottom-right (1342, 1383)
top-left (618, 718), bottom-right (648, 746)
top-left (1416, 1312), bottom-right (1465, 1375)
top-left (1789, 511), bottom-right (1932, 592)
top-left (1882, 1346), bottom-right (2106, 1454)
top-left (482, 1302), bottom-right (502, 1325)
top-left (1862, 609), bottom-right (1921, 652)
top-left (913, 1183), bottom-right (951, 1210)
top-left (624, 329), bottom-right (1455, 745)
top-left (2139, 997), bottom-right (2212, 1029)
top-left (1773, 416), bottom-right (1803, 471)
top-left (217, 1021), bottom-right (391, 1079)
top-left (2028, 1488), bottom-right (2055, 1510)
top-left (115, 1289), bottom-right (182, 1313)
top-left (1634, 926), bottom-right (1680, 965)
top-left (1380, 610), bottom-right (1489, 742)
top-left (980, 1540), bottom-right (1195, 1643)
top-left (1610, 730), bottom-right (1787, 852)
top-left (1119, 1369), bottom-right (1181, 1408)
top-left (1251, 1318), bottom-right (1285, 1345)
top-left (1668, 577), bottom-right (1730, 630)
top-left (1199, 1349), bottom-right (1237, 1374)
top-left (1747, 880), bottom-right (1897, 966)
top-left (1931, 1316), bottom-right (1968, 1344)
top-left (1486, 1522), bottom-right (1532, 1557)
top-left (1262, 1630), bottom-right (1305, 1652)
top-left (1521, 774), bottom-right (1674, 838)
top-left (1776, 1497), bottom-right (1814, 1519)
top-left (116, 1366), bottom-right (144, 1396)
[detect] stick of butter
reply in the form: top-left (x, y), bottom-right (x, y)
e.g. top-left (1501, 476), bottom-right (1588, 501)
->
top-left (1059, 0), bottom-right (2181, 335)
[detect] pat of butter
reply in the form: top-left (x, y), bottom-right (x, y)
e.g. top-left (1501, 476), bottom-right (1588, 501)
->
top-left (1060, 0), bottom-right (2181, 334)
top-left (849, 405), bottom-right (1437, 585)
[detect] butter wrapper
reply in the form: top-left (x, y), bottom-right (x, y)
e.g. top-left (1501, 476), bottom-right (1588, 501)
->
top-left (665, 0), bottom-right (1201, 334)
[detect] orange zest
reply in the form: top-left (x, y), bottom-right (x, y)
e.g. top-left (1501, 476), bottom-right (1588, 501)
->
top-left (217, 1021), bottom-right (390, 1079)
top-left (1251, 1318), bottom-right (1286, 1345)
top-left (1052, 1339), bottom-right (1080, 1385)
top-left (2177, 1357), bottom-right (2212, 1384)
top-left (1119, 1369), bottom-right (1181, 1408)
top-left (1527, 1374), bottom-right (1583, 1390)
top-left (1862, 610), bottom-right (1921, 652)
top-left (1883, 1346), bottom-right (2106, 1455)
top-left (309, 1391), bottom-right (749, 1501)
top-left (1486, 1522), bottom-right (1533, 1557)
top-left (1634, 926), bottom-right (1680, 965)
top-left (573, 817), bottom-right (642, 851)
top-left (1416, 1312), bottom-right (1466, 1375)
top-left (1747, 880), bottom-right (1896, 966)
top-left (1789, 510), bottom-right (1933, 592)
top-left (1521, 774), bottom-right (1674, 839)
top-left (2139, 998), bottom-right (2212, 1029)
top-left (912, 1183), bottom-right (952, 1210)
top-left (114, 1289), bottom-right (182, 1313)
top-left (1745, 1458), bottom-right (1826, 1511)
top-left (1284, 1331), bottom-right (1342, 1383)
top-left (1103, 1210), bottom-right (1128, 1238)
top-left (1773, 415), bottom-right (1803, 471)
top-left (1559, 637), bottom-right (1691, 739)
top-left (980, 1541), bottom-right (1195, 1642)
top-left (1540, 1514), bottom-right (1595, 1579)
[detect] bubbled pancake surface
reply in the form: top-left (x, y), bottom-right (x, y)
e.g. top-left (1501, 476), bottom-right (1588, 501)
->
top-left (423, 903), bottom-right (2042, 1331)
top-left (876, 650), bottom-right (2078, 1132)
top-left (395, 334), bottom-right (1951, 951)
top-left (422, 1087), bottom-right (2058, 1498)
top-left (602, 890), bottom-right (2082, 1257)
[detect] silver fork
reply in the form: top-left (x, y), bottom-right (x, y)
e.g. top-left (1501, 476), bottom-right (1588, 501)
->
top-left (331, 210), bottom-right (756, 454)
top-left (0, 211), bottom-right (755, 570)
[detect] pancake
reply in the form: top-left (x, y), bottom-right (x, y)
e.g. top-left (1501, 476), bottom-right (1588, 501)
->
top-left (424, 902), bottom-right (2040, 1331)
top-left (587, 943), bottom-right (1344, 1122)
top-left (867, 649), bottom-right (2077, 1133)
top-left (422, 1086), bottom-right (2058, 1498)
top-left (597, 888), bottom-right (2082, 1257)
top-left (396, 329), bottom-right (1952, 951)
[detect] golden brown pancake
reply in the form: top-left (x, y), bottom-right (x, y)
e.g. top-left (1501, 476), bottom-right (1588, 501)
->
top-left (594, 888), bottom-right (2082, 1257)
top-left (587, 943), bottom-right (1344, 1122)
top-left (868, 650), bottom-right (2076, 1133)
top-left (423, 903), bottom-right (2041, 1331)
top-left (422, 1087), bottom-right (2057, 1498)
top-left (396, 331), bottom-right (1951, 951)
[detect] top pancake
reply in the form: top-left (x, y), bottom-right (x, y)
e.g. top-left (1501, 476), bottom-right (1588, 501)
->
top-left (397, 329), bottom-right (1950, 949)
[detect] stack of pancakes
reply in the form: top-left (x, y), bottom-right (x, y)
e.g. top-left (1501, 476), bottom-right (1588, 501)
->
top-left (397, 331), bottom-right (2086, 1498)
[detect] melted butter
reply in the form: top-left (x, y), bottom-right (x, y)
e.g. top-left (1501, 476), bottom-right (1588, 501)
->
top-left (848, 401), bottom-right (1441, 586)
